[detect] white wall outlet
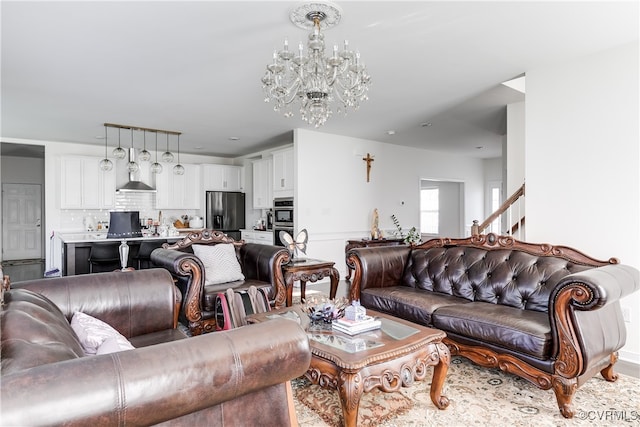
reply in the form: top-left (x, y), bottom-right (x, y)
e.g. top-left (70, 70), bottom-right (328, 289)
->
top-left (622, 307), bottom-right (631, 323)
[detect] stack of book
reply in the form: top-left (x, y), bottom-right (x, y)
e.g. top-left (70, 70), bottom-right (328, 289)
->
top-left (332, 315), bottom-right (381, 335)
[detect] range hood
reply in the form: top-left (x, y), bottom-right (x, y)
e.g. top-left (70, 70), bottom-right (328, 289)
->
top-left (117, 148), bottom-right (156, 193)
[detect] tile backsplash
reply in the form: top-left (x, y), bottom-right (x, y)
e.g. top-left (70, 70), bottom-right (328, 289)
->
top-left (59, 192), bottom-right (199, 231)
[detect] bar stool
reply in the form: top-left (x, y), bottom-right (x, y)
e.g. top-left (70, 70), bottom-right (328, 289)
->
top-left (133, 240), bottom-right (167, 270)
top-left (88, 242), bottom-right (121, 273)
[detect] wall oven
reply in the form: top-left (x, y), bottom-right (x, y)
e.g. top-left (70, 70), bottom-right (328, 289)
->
top-left (273, 197), bottom-right (294, 247)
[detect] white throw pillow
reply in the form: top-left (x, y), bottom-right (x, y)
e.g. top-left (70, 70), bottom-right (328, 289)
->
top-left (193, 243), bottom-right (245, 286)
top-left (71, 312), bottom-right (134, 355)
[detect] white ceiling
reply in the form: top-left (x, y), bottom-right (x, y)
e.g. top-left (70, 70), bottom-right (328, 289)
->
top-left (1, 1), bottom-right (637, 159)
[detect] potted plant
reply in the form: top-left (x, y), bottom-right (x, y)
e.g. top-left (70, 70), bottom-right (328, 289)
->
top-left (391, 215), bottom-right (421, 244)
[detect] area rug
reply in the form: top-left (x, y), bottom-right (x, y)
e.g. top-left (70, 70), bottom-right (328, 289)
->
top-left (293, 356), bottom-right (640, 427)
top-left (293, 377), bottom-right (413, 427)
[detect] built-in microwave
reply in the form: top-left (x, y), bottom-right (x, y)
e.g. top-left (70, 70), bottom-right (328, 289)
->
top-left (273, 197), bottom-right (294, 226)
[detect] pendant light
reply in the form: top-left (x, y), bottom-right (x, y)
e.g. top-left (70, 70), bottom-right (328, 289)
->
top-left (126, 128), bottom-right (140, 173)
top-left (161, 133), bottom-right (174, 163)
top-left (139, 130), bottom-right (151, 161)
top-left (113, 128), bottom-right (127, 160)
top-left (150, 131), bottom-right (163, 174)
top-left (173, 134), bottom-right (185, 175)
top-left (99, 125), bottom-right (113, 171)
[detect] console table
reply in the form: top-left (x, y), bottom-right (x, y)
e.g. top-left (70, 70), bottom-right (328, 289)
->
top-left (345, 238), bottom-right (404, 280)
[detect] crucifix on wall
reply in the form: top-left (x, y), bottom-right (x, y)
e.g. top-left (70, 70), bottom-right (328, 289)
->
top-left (363, 153), bottom-right (375, 182)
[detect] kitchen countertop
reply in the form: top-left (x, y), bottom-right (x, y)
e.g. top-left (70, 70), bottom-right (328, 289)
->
top-left (58, 229), bottom-right (204, 244)
top-left (240, 229), bottom-right (273, 233)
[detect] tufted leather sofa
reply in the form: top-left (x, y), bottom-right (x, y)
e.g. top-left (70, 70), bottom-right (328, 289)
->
top-left (1, 269), bottom-right (310, 426)
top-left (347, 233), bottom-right (639, 418)
top-left (151, 229), bottom-right (290, 335)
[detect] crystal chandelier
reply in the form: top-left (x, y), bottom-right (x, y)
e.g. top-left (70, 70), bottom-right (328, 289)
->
top-left (261, 2), bottom-right (371, 128)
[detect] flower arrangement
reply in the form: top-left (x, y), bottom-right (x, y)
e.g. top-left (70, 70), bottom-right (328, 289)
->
top-left (304, 296), bottom-right (348, 323)
top-left (391, 214), bottom-right (421, 244)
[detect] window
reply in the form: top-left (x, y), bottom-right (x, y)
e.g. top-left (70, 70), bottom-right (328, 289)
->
top-left (420, 188), bottom-right (439, 234)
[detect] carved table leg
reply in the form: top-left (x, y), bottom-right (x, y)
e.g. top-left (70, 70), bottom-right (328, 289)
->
top-left (329, 267), bottom-right (339, 300)
top-left (300, 279), bottom-right (307, 302)
top-left (429, 342), bottom-right (451, 409)
top-left (285, 276), bottom-right (295, 307)
top-left (338, 370), bottom-right (364, 427)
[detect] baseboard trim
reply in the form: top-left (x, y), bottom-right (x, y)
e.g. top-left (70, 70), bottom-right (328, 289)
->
top-left (616, 359), bottom-right (640, 379)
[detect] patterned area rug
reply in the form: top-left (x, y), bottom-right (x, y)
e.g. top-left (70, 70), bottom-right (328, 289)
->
top-left (293, 377), bottom-right (413, 426)
top-left (293, 356), bottom-right (640, 426)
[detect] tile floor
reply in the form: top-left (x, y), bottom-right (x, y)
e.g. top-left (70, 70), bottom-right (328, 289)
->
top-left (1, 259), bottom-right (46, 282)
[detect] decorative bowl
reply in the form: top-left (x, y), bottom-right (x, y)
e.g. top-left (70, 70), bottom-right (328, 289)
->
top-left (303, 296), bottom-right (348, 323)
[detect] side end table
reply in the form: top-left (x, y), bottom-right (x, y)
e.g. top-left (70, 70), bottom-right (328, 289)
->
top-left (283, 259), bottom-right (340, 306)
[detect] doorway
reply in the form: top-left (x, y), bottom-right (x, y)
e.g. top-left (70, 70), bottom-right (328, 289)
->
top-left (2, 183), bottom-right (43, 260)
top-left (420, 179), bottom-right (464, 238)
top-left (1, 143), bottom-right (46, 280)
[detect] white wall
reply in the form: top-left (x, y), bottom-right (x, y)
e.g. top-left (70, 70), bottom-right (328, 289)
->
top-left (526, 42), bottom-right (639, 364)
top-left (1, 156), bottom-right (45, 184)
top-left (294, 128), bottom-right (485, 278)
top-left (483, 157), bottom-right (502, 219)
top-left (506, 101), bottom-right (526, 195)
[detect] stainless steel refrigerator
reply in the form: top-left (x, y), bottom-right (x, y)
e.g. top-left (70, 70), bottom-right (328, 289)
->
top-left (205, 191), bottom-right (245, 240)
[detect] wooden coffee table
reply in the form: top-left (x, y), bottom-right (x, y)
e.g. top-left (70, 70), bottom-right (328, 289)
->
top-left (247, 306), bottom-right (450, 427)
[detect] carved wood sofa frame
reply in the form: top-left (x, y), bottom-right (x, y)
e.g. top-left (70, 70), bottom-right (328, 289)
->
top-left (347, 233), bottom-right (639, 418)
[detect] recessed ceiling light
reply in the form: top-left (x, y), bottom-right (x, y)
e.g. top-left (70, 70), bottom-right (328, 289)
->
top-left (421, 122), bottom-right (432, 127)
top-left (229, 137), bottom-right (239, 141)
top-left (194, 146), bottom-right (203, 150)
top-left (95, 135), bottom-right (105, 139)
top-left (386, 130), bottom-right (396, 135)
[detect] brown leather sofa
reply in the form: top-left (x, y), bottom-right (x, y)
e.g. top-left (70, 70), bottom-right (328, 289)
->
top-left (151, 229), bottom-right (291, 335)
top-left (1, 269), bottom-right (310, 426)
top-left (347, 233), bottom-right (639, 418)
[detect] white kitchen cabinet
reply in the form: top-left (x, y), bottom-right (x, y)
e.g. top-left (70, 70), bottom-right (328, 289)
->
top-left (240, 230), bottom-right (254, 243)
top-left (60, 156), bottom-right (116, 209)
top-left (241, 230), bottom-right (274, 245)
top-left (272, 148), bottom-right (294, 198)
top-left (155, 163), bottom-right (201, 209)
top-left (252, 157), bottom-right (273, 209)
top-left (202, 164), bottom-right (243, 191)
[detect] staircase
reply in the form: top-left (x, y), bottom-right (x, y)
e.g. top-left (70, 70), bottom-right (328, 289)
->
top-left (472, 183), bottom-right (525, 239)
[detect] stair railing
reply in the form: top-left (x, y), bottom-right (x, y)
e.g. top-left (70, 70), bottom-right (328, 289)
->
top-left (472, 183), bottom-right (525, 239)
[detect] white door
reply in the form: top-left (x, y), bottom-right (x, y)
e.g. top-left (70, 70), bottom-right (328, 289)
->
top-left (2, 183), bottom-right (43, 260)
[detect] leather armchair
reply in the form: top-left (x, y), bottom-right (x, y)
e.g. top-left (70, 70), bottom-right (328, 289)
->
top-left (1, 269), bottom-right (310, 426)
top-left (151, 229), bottom-right (290, 335)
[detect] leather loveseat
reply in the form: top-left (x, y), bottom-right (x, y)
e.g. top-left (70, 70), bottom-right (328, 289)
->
top-left (346, 233), bottom-right (639, 418)
top-left (1, 269), bottom-right (310, 426)
top-left (151, 229), bottom-right (290, 335)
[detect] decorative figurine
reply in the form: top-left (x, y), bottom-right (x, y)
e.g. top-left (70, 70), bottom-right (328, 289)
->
top-left (371, 208), bottom-right (381, 240)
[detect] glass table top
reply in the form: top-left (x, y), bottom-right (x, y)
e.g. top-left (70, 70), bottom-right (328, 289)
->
top-left (266, 310), bottom-right (420, 353)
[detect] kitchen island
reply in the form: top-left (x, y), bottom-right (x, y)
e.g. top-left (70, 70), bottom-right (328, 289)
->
top-left (58, 230), bottom-right (203, 276)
